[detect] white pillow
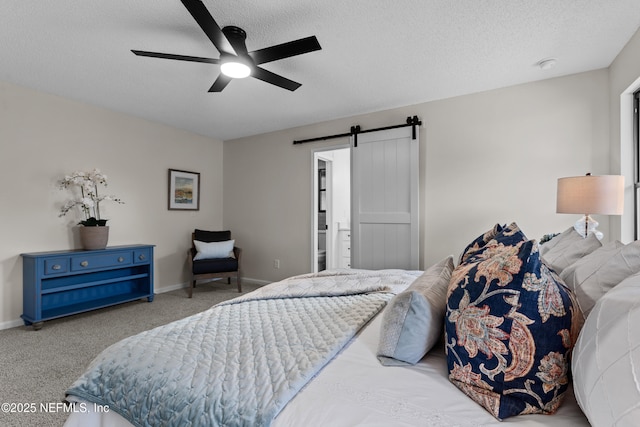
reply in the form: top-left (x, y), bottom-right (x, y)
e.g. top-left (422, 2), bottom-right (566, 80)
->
top-left (377, 255), bottom-right (454, 366)
top-left (560, 240), bottom-right (640, 319)
top-left (193, 239), bottom-right (235, 260)
top-left (572, 271), bottom-right (640, 426)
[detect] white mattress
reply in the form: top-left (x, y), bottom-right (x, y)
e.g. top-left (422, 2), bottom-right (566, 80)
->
top-left (65, 305), bottom-right (590, 427)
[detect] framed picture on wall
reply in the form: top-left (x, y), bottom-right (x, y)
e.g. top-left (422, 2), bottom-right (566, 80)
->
top-left (168, 169), bottom-right (200, 210)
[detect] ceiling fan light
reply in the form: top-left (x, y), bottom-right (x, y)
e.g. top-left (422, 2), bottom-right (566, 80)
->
top-left (220, 61), bottom-right (251, 79)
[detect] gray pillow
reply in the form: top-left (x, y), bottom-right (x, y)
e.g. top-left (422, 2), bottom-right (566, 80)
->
top-left (559, 240), bottom-right (640, 319)
top-left (542, 231), bottom-right (601, 274)
top-left (377, 255), bottom-right (454, 366)
top-left (560, 240), bottom-right (624, 286)
top-left (539, 227), bottom-right (574, 256)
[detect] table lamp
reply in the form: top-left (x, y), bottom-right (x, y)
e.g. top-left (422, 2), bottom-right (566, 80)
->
top-left (556, 173), bottom-right (624, 239)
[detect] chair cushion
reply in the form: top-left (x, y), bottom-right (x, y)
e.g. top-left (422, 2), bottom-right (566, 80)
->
top-left (192, 257), bottom-right (238, 275)
top-left (194, 229), bottom-right (231, 242)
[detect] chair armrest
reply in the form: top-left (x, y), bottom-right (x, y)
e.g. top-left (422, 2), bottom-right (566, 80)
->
top-left (233, 247), bottom-right (242, 263)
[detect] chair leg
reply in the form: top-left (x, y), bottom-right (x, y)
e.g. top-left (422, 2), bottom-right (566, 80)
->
top-left (188, 279), bottom-right (194, 298)
top-left (237, 272), bottom-right (242, 293)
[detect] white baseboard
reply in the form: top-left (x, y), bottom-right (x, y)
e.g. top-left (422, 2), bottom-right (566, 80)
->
top-left (243, 277), bottom-right (271, 286)
top-left (154, 282), bottom-right (189, 294)
top-left (154, 278), bottom-right (269, 294)
top-left (0, 318), bottom-right (25, 331)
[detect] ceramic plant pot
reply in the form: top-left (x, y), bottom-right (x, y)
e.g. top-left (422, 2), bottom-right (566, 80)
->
top-left (79, 226), bottom-right (109, 250)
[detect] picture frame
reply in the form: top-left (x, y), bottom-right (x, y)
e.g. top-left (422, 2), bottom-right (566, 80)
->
top-left (168, 169), bottom-right (200, 210)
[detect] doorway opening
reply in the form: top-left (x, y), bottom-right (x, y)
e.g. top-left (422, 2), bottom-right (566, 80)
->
top-left (312, 146), bottom-right (351, 272)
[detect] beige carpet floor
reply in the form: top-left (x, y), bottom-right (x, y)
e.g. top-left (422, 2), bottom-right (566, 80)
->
top-left (0, 281), bottom-right (261, 427)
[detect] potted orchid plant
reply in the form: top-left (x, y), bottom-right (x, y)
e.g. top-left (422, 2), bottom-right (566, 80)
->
top-left (59, 169), bottom-right (124, 249)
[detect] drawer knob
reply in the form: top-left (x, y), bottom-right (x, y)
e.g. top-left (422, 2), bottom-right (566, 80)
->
top-left (118, 257), bottom-right (125, 262)
top-left (138, 254), bottom-right (146, 261)
top-left (80, 261), bottom-right (89, 267)
top-left (52, 264), bottom-right (61, 270)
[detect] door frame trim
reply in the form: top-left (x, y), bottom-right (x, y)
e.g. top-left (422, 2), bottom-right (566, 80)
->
top-left (311, 144), bottom-right (350, 273)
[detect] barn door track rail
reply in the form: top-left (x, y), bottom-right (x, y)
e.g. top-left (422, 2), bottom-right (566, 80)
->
top-left (292, 115), bottom-right (422, 146)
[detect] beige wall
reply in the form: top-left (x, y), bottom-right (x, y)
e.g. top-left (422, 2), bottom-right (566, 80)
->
top-left (224, 69), bottom-right (611, 283)
top-left (1, 59), bottom-right (626, 328)
top-left (0, 81), bottom-right (224, 328)
top-left (608, 27), bottom-right (640, 241)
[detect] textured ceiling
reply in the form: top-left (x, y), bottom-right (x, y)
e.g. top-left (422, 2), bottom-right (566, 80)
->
top-left (1, 1), bottom-right (639, 141)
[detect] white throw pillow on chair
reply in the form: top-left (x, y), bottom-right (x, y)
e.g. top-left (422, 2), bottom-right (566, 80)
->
top-left (193, 240), bottom-right (235, 260)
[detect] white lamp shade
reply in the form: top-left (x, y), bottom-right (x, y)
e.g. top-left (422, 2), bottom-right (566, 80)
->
top-left (556, 175), bottom-right (624, 215)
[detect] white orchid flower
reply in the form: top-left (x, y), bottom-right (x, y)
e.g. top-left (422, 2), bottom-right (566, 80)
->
top-left (58, 169), bottom-right (123, 223)
top-left (81, 197), bottom-right (95, 208)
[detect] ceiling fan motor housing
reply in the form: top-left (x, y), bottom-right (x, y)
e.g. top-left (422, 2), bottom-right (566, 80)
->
top-left (222, 26), bottom-right (246, 42)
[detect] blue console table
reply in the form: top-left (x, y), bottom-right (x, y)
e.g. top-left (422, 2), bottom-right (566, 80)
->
top-left (21, 244), bottom-right (154, 330)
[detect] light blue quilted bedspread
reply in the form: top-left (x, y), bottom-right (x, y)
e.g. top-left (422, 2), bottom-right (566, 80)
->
top-left (66, 270), bottom-right (419, 427)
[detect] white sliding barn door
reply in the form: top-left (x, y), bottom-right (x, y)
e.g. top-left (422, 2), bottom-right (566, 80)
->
top-left (351, 126), bottom-right (419, 270)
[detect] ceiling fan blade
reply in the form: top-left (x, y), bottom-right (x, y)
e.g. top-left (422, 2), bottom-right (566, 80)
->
top-left (132, 50), bottom-right (220, 64)
top-left (249, 36), bottom-right (321, 65)
top-left (180, 0), bottom-right (236, 55)
top-left (252, 66), bottom-right (302, 91)
top-left (209, 74), bottom-right (232, 92)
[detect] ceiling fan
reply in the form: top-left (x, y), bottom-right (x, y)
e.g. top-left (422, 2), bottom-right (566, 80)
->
top-left (132, 0), bottom-right (321, 92)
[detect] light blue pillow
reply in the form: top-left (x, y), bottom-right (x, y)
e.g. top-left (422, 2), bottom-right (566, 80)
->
top-left (377, 255), bottom-right (454, 366)
top-left (193, 239), bottom-right (235, 260)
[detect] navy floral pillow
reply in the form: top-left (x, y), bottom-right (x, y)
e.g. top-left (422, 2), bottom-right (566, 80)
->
top-left (458, 223), bottom-right (504, 264)
top-left (491, 222), bottom-right (528, 247)
top-left (445, 227), bottom-right (582, 420)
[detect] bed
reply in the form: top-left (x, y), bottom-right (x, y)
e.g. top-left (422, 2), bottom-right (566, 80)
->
top-left (63, 223), bottom-right (640, 427)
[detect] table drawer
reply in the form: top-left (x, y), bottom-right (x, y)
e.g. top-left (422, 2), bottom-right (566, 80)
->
top-left (133, 247), bottom-right (152, 264)
top-left (44, 258), bottom-right (69, 275)
top-left (71, 251), bottom-right (133, 271)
